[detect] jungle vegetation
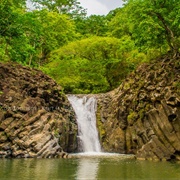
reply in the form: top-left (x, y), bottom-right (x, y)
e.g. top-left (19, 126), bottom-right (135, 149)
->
top-left (0, 0), bottom-right (179, 93)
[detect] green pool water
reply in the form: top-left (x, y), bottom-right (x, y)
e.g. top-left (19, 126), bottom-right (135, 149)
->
top-left (0, 156), bottom-right (180, 180)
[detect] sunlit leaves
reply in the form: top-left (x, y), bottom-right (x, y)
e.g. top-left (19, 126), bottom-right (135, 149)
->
top-left (44, 36), bottom-right (146, 93)
top-left (108, 0), bottom-right (180, 55)
top-left (0, 3), bottom-right (77, 65)
top-left (75, 15), bottom-right (108, 37)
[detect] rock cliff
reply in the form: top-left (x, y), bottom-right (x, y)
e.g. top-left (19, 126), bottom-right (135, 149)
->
top-left (97, 55), bottom-right (180, 161)
top-left (0, 63), bottom-right (77, 158)
top-left (1, 54), bottom-right (180, 161)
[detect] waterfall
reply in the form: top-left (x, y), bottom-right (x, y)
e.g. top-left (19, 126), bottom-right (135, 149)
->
top-left (68, 95), bottom-right (101, 153)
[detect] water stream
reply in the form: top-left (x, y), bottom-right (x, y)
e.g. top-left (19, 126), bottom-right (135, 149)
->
top-left (65, 95), bottom-right (180, 180)
top-left (67, 95), bottom-right (101, 153)
top-left (0, 95), bottom-right (179, 179)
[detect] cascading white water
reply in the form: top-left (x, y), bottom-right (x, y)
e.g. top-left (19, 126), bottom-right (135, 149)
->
top-left (68, 95), bottom-right (101, 153)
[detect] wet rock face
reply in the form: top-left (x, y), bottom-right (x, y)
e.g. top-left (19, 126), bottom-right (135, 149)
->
top-left (97, 56), bottom-right (180, 161)
top-left (0, 63), bottom-right (77, 158)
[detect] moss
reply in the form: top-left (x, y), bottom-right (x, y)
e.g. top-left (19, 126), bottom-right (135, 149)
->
top-left (124, 82), bottom-right (131, 90)
top-left (145, 104), bottom-right (151, 111)
top-left (132, 100), bottom-right (138, 108)
top-left (96, 105), bottom-right (106, 142)
top-left (54, 129), bottom-right (59, 138)
top-left (138, 80), bottom-right (145, 88)
top-left (173, 82), bottom-right (180, 90)
top-left (58, 90), bottom-right (65, 96)
top-left (127, 110), bottom-right (137, 125)
top-left (46, 89), bottom-right (51, 94)
top-left (139, 109), bottom-right (145, 119)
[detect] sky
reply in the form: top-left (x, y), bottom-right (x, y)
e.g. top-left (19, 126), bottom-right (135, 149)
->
top-left (78, 0), bottom-right (124, 16)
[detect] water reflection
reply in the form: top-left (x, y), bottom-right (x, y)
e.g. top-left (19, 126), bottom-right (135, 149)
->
top-left (75, 158), bottom-right (99, 180)
top-left (0, 158), bottom-right (77, 180)
top-left (98, 159), bottom-right (180, 180)
top-left (0, 158), bottom-right (180, 180)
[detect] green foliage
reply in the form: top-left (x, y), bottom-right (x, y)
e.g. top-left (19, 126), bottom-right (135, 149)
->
top-left (44, 36), bottom-right (146, 93)
top-left (0, 3), bottom-right (42, 64)
top-left (75, 15), bottom-right (108, 37)
top-left (0, 0), bottom-right (25, 62)
top-left (36, 10), bottom-right (77, 62)
top-left (0, 37), bottom-right (9, 62)
top-left (127, 110), bottom-right (137, 125)
top-left (43, 57), bottom-right (109, 94)
top-left (1, 0), bottom-right (179, 94)
top-left (30, 0), bottom-right (86, 18)
top-left (108, 7), bottom-right (132, 38)
top-left (0, 4), bottom-right (77, 65)
top-left (114, 0), bottom-right (180, 55)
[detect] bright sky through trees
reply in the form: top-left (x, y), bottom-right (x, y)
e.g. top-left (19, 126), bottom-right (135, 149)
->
top-left (78, 0), bottom-right (124, 15)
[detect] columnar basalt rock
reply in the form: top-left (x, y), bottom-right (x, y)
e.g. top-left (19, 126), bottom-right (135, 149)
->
top-left (0, 63), bottom-right (77, 158)
top-left (97, 55), bottom-right (180, 161)
top-left (1, 54), bottom-right (180, 161)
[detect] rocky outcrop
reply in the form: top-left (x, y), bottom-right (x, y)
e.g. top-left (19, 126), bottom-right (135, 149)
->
top-left (97, 55), bottom-right (180, 161)
top-left (1, 54), bottom-right (179, 161)
top-left (0, 63), bottom-right (77, 158)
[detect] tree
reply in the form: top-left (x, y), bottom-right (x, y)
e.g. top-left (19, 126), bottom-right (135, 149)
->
top-left (123, 0), bottom-right (180, 55)
top-left (12, 11), bottom-right (43, 66)
top-left (108, 7), bottom-right (132, 38)
top-left (43, 36), bottom-right (146, 93)
top-left (0, 0), bottom-right (25, 61)
top-left (0, 1), bottom-right (77, 65)
top-left (36, 10), bottom-right (77, 62)
top-left (30, 0), bottom-right (86, 18)
top-left (75, 15), bottom-right (108, 37)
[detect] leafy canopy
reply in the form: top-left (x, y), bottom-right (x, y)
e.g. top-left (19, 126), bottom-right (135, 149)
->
top-left (44, 36), bottom-right (146, 93)
top-left (120, 0), bottom-right (180, 54)
top-left (0, 0), bottom-right (179, 93)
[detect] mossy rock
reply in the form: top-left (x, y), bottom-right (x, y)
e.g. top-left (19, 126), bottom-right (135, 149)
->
top-left (127, 110), bottom-right (138, 126)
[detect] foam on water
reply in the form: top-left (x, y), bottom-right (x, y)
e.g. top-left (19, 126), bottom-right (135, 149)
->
top-left (70, 152), bottom-right (135, 159)
top-left (68, 95), bottom-right (135, 160)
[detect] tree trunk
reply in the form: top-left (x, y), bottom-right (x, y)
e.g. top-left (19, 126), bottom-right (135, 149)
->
top-left (153, 12), bottom-right (178, 56)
